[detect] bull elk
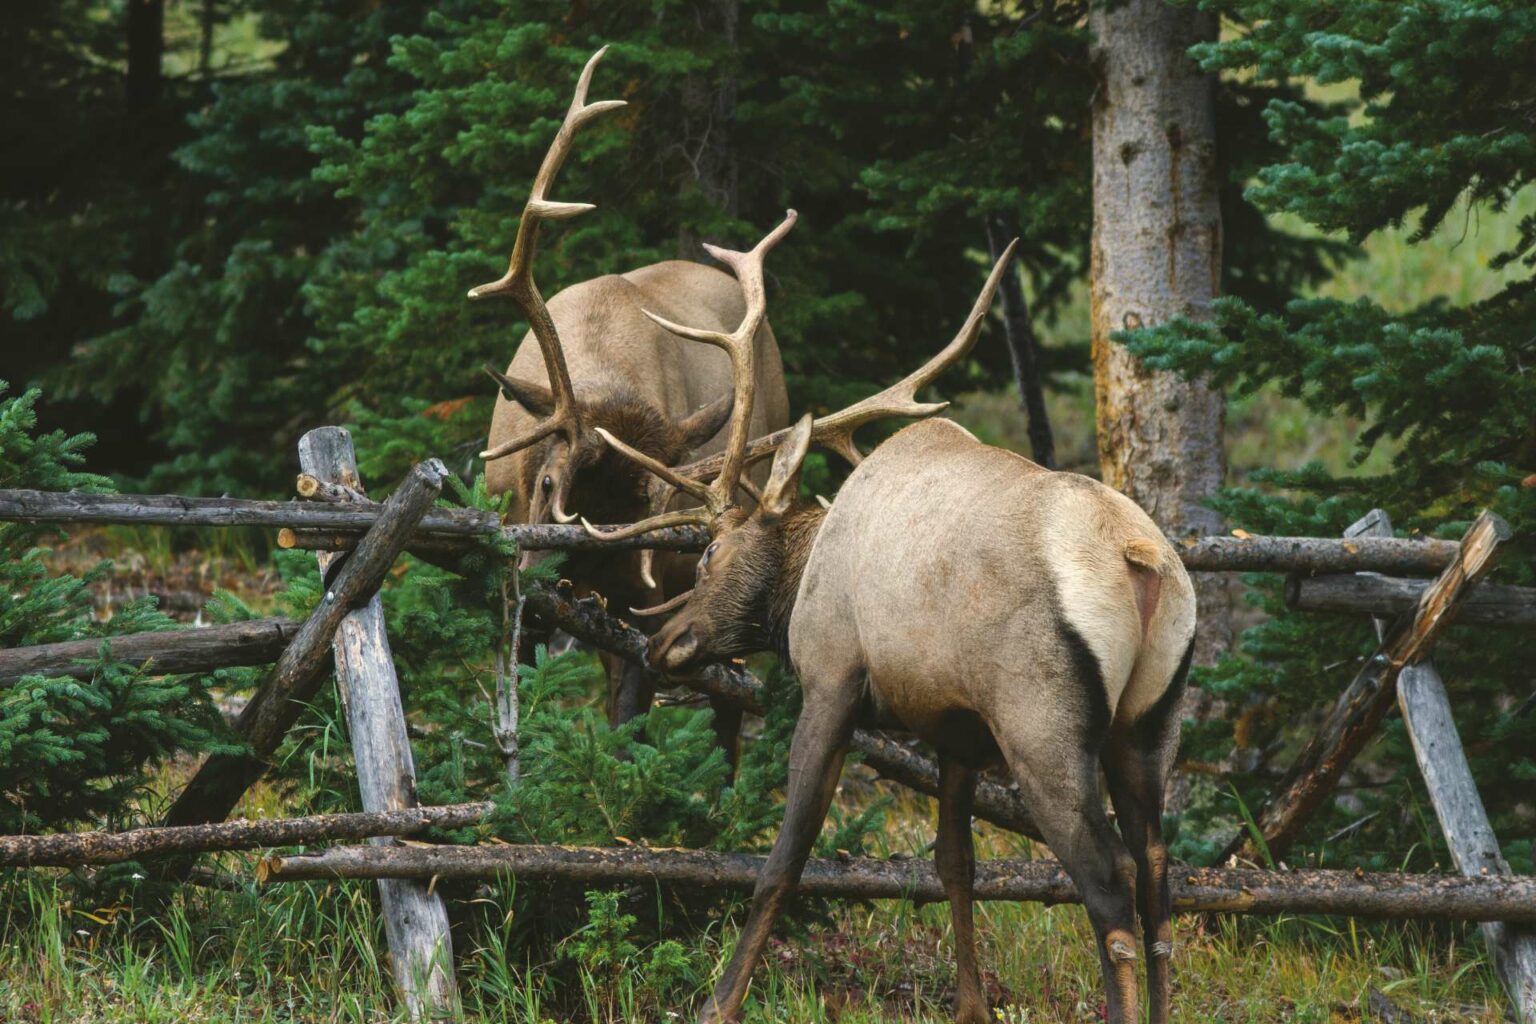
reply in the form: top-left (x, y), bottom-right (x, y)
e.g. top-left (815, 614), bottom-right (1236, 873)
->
top-left (589, 240), bottom-right (1198, 1024)
top-left (470, 48), bottom-right (789, 750)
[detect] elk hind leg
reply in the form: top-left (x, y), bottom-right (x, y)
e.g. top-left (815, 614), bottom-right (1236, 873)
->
top-left (992, 705), bottom-right (1140, 1024)
top-left (1104, 641), bottom-right (1192, 1024)
top-left (936, 758), bottom-right (989, 1024)
top-left (697, 675), bottom-right (860, 1023)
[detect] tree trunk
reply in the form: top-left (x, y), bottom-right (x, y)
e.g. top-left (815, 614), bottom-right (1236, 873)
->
top-left (1090, 0), bottom-right (1229, 664)
top-left (986, 215), bottom-right (1056, 468)
top-left (677, 0), bottom-right (739, 255)
top-left (126, 0), bottom-right (164, 116)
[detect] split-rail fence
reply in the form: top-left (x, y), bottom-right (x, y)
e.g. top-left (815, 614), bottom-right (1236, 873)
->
top-left (0, 426), bottom-right (1531, 1020)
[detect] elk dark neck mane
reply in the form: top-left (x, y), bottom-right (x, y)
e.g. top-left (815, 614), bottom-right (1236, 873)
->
top-left (766, 502), bottom-right (828, 658)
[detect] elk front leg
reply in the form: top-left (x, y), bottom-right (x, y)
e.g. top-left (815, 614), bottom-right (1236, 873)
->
top-left (696, 680), bottom-right (859, 1023)
top-left (936, 759), bottom-right (989, 1024)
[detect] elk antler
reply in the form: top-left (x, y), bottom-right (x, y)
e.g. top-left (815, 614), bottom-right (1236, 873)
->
top-left (672, 237), bottom-right (1019, 483)
top-left (581, 210), bottom-right (800, 542)
top-left (470, 47), bottom-right (626, 463)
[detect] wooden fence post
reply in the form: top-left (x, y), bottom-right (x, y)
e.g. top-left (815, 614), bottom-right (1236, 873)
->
top-left (1221, 510), bottom-right (1510, 863)
top-left (298, 428), bottom-right (458, 1018)
top-left (1348, 511), bottom-right (1535, 1022)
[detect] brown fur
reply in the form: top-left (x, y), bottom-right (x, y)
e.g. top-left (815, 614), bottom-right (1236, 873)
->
top-left (646, 418), bottom-right (1197, 1024)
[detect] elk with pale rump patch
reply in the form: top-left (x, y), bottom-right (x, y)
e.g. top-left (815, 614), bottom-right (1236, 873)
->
top-left (471, 48), bottom-right (789, 749)
top-left (588, 240), bottom-right (1198, 1024)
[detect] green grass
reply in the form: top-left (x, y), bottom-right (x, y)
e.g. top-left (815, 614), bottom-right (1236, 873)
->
top-left (0, 790), bottom-right (1507, 1023)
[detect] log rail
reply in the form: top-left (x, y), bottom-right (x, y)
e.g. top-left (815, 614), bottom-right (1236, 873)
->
top-left (257, 841), bottom-right (1536, 924)
top-left (0, 487), bottom-right (1470, 571)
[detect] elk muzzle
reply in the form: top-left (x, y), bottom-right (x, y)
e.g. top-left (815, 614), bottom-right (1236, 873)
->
top-left (646, 619), bottom-right (700, 672)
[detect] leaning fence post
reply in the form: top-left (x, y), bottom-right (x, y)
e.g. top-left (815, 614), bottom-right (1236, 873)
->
top-left (1221, 510), bottom-right (1510, 864)
top-left (297, 427), bottom-right (459, 1018)
top-left (1348, 511), bottom-right (1536, 1022)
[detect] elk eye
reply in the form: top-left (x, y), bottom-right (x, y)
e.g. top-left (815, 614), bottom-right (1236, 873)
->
top-left (699, 541), bottom-right (720, 573)
top-left (542, 475), bottom-right (554, 496)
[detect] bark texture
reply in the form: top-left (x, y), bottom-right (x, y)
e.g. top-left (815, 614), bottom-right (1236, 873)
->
top-left (1090, 0), bottom-right (1229, 662)
top-left (0, 803), bottom-right (492, 867)
top-left (1286, 573), bottom-right (1535, 626)
top-left (0, 488), bottom-right (707, 551)
top-left (259, 843), bottom-right (1536, 923)
top-left (0, 617), bottom-right (300, 686)
top-left (298, 428), bottom-right (458, 1017)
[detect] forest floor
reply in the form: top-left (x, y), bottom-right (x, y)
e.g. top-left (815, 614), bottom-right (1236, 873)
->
top-left (0, 775), bottom-right (1511, 1023)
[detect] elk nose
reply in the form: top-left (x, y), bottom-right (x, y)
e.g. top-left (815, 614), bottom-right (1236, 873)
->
top-left (647, 625), bottom-right (698, 671)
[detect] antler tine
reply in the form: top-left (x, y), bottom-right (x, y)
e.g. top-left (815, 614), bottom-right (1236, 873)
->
top-left (470, 47), bottom-right (627, 462)
top-left (585, 210), bottom-right (798, 542)
top-left (673, 237), bottom-right (1020, 480)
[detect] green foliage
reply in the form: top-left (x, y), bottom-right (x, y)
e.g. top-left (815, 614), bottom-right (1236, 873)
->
top-left (0, 384), bottom-right (229, 833)
top-left (1135, 0), bottom-right (1536, 869)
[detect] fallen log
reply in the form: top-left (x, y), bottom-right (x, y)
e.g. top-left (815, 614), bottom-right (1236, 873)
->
top-left (2, 488), bottom-right (1471, 571)
top-left (0, 617), bottom-right (300, 686)
top-left (160, 459), bottom-right (447, 831)
top-left (1285, 572), bottom-right (1536, 627)
top-left (523, 580), bottom-right (1042, 840)
top-left (0, 488), bottom-right (707, 552)
top-left (0, 802), bottom-right (493, 867)
top-left (1223, 510), bottom-right (1512, 864)
top-left (257, 843), bottom-right (1536, 923)
top-left (1177, 533), bottom-right (1459, 575)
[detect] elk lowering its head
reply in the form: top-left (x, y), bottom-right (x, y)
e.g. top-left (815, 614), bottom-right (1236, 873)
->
top-left (593, 237), bottom-right (1196, 1024)
top-left (591, 240), bottom-right (1020, 672)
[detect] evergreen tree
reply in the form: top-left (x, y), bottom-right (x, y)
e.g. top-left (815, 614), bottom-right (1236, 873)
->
top-left (0, 383), bottom-right (231, 834)
top-left (1128, 0), bottom-right (1536, 869)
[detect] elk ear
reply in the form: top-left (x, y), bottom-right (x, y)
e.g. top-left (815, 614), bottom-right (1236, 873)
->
top-left (760, 414), bottom-right (813, 519)
top-left (483, 365), bottom-right (556, 415)
top-left (674, 392), bottom-right (734, 451)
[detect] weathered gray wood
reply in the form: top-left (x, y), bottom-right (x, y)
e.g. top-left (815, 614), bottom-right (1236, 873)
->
top-left (0, 617), bottom-right (300, 686)
top-left (2, 488), bottom-right (1472, 571)
top-left (1177, 533), bottom-right (1460, 575)
top-left (522, 580), bottom-right (1042, 840)
top-left (1224, 510), bottom-right (1511, 864)
top-left (0, 802), bottom-right (492, 867)
top-left (299, 428), bottom-right (457, 1018)
top-left (0, 487), bottom-right (707, 551)
top-left (161, 456), bottom-right (448, 832)
top-left (1285, 572), bottom-right (1536, 626)
top-left (1348, 512), bottom-right (1536, 1022)
top-left (258, 843), bottom-right (1536, 923)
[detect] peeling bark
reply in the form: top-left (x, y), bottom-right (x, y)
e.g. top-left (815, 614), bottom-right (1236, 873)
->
top-left (1090, 0), bottom-right (1229, 664)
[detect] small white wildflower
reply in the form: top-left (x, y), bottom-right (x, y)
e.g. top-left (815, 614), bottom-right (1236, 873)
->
top-left (131, 873), bottom-right (145, 881)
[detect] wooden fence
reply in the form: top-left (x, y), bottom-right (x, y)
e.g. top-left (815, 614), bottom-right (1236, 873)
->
top-left (0, 426), bottom-right (1531, 1020)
